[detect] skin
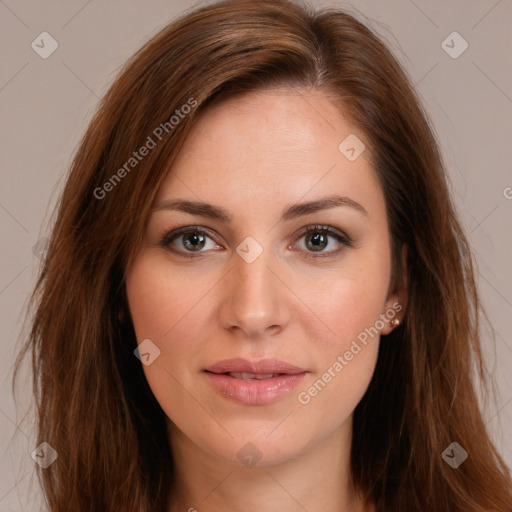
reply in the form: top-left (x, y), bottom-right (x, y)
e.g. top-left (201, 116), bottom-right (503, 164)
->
top-left (125, 87), bottom-right (408, 512)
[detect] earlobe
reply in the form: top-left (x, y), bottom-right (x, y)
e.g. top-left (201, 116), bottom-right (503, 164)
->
top-left (380, 295), bottom-right (402, 335)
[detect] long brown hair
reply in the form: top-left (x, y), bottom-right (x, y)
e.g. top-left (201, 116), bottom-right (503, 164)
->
top-left (13, 0), bottom-right (512, 510)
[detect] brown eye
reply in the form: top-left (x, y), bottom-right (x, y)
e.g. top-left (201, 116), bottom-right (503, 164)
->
top-left (181, 231), bottom-right (207, 251)
top-left (305, 231), bottom-right (329, 252)
top-left (294, 225), bottom-right (352, 259)
top-left (160, 226), bottom-right (220, 258)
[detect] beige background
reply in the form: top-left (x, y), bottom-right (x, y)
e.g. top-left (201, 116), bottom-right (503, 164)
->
top-left (1, 0), bottom-right (511, 509)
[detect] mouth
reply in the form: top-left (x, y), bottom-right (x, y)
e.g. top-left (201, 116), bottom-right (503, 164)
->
top-left (204, 357), bottom-right (306, 375)
top-left (203, 358), bottom-right (307, 405)
top-left (214, 372), bottom-right (287, 380)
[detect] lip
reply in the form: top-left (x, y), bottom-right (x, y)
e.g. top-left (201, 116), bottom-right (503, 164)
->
top-left (203, 358), bottom-right (308, 405)
top-left (204, 358), bottom-right (306, 375)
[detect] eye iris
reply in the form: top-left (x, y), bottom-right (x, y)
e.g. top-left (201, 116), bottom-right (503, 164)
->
top-left (183, 232), bottom-right (205, 251)
top-left (306, 232), bottom-right (328, 251)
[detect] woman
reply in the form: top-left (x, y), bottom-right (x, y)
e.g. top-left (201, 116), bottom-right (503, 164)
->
top-left (13, 0), bottom-right (512, 510)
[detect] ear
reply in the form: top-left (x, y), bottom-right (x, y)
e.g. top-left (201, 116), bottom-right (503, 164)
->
top-left (380, 243), bottom-right (409, 335)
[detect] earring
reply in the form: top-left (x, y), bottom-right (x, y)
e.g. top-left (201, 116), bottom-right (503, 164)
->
top-left (391, 318), bottom-right (400, 328)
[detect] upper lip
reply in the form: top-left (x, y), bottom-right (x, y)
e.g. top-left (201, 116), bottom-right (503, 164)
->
top-left (204, 358), bottom-right (307, 375)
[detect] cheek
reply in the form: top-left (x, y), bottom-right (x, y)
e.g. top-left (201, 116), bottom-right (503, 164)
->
top-left (125, 252), bottom-right (219, 397)
top-left (303, 276), bottom-right (383, 396)
top-left (125, 255), bottom-right (188, 374)
top-left (294, 282), bottom-right (382, 439)
top-left (305, 248), bottom-right (391, 354)
top-left (126, 252), bottom-right (214, 344)
top-left (125, 256), bottom-right (208, 434)
top-left (293, 249), bottom-right (390, 421)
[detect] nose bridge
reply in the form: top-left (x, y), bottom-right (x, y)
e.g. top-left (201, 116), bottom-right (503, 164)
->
top-left (234, 243), bottom-right (273, 299)
top-left (219, 236), bottom-right (289, 336)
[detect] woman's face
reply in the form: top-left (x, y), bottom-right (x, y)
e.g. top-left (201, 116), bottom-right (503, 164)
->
top-left (126, 87), bottom-right (403, 467)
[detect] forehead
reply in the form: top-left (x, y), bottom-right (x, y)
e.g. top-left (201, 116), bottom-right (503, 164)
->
top-left (154, 88), bottom-right (384, 220)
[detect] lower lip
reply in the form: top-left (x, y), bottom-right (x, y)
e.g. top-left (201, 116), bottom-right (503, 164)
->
top-left (204, 371), bottom-right (307, 405)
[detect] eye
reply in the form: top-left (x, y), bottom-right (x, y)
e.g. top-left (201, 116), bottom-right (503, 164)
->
top-left (292, 224), bottom-right (352, 259)
top-left (159, 224), bottom-right (353, 259)
top-left (160, 225), bottom-right (220, 258)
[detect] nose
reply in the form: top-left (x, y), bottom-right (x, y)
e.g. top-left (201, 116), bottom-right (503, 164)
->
top-left (218, 245), bottom-right (291, 339)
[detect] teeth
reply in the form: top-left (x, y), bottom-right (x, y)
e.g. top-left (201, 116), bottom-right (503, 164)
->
top-left (228, 372), bottom-right (277, 380)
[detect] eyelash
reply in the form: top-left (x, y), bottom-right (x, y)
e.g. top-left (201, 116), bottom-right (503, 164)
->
top-left (158, 224), bottom-right (353, 260)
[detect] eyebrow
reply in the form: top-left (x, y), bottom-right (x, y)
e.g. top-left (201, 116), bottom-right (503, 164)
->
top-left (152, 194), bottom-right (369, 222)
